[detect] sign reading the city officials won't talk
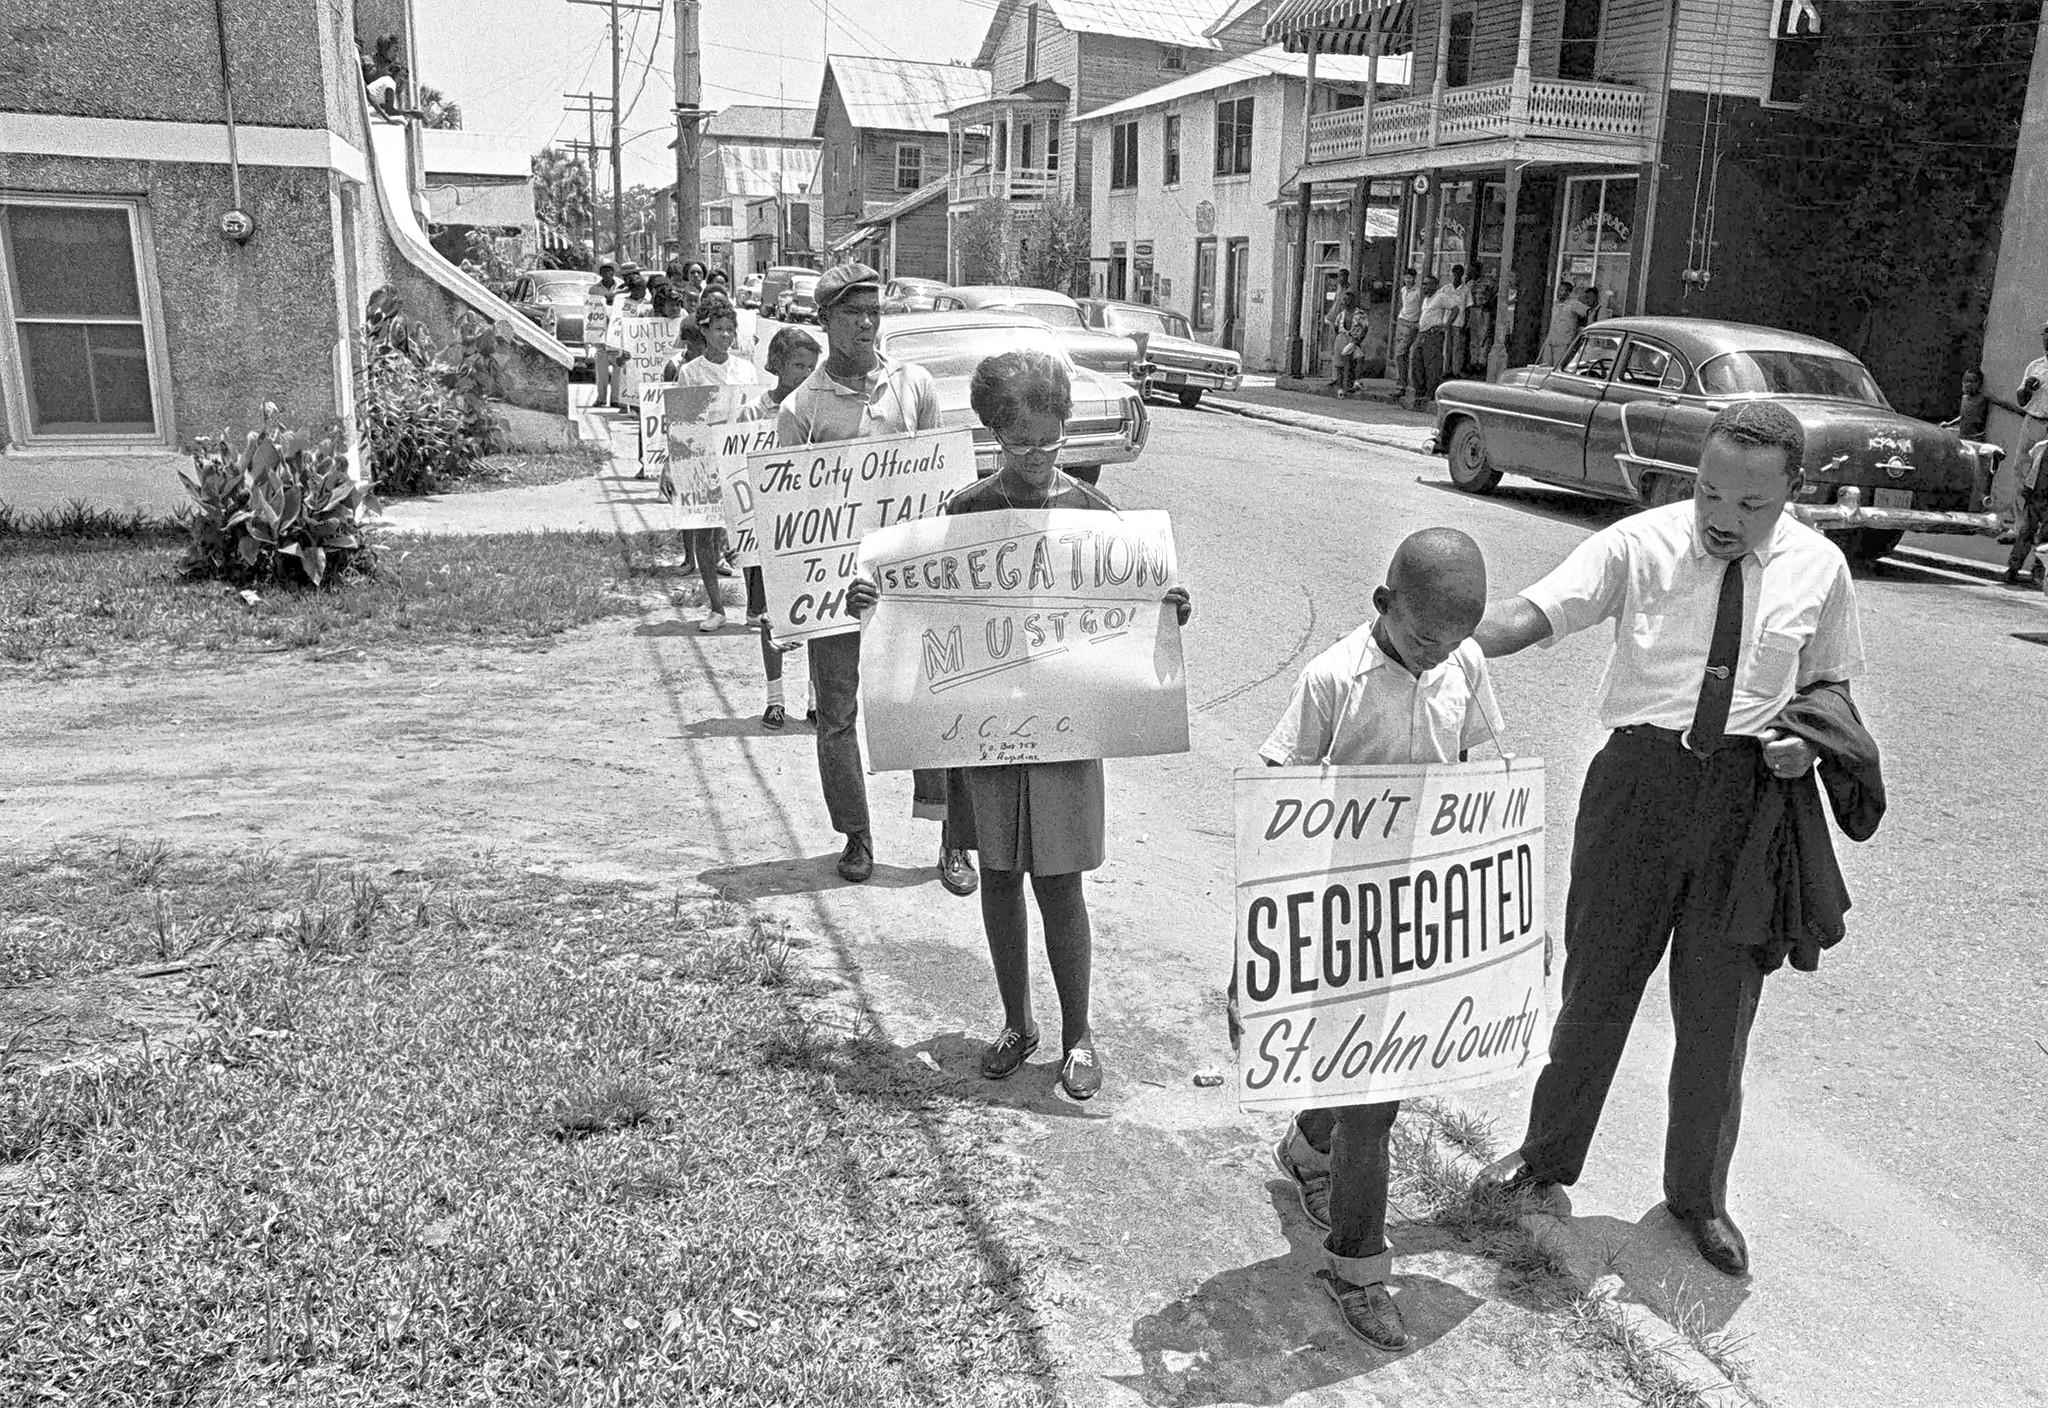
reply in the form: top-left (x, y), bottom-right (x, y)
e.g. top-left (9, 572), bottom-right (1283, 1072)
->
top-left (746, 428), bottom-right (976, 645)
top-left (1235, 759), bottom-right (1550, 1110)
top-left (856, 508), bottom-right (1189, 771)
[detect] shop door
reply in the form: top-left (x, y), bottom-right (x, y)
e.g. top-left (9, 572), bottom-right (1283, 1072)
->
top-left (1223, 238), bottom-right (1251, 354)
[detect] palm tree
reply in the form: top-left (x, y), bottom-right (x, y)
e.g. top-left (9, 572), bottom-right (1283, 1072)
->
top-left (419, 85), bottom-right (463, 130)
top-left (531, 146), bottom-right (595, 255)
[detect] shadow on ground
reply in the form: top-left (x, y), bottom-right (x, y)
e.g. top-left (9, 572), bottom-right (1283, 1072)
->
top-left (699, 854), bottom-right (941, 897)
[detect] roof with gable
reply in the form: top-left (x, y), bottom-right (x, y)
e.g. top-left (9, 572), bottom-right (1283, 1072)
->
top-left (1075, 42), bottom-right (1404, 121)
top-left (816, 56), bottom-right (992, 136)
top-left (974, 0), bottom-right (1237, 67)
top-left (715, 143), bottom-right (820, 199)
top-left (704, 105), bottom-right (820, 144)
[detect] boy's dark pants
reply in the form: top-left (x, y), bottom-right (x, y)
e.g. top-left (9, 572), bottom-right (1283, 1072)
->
top-left (1296, 1100), bottom-right (1401, 1283)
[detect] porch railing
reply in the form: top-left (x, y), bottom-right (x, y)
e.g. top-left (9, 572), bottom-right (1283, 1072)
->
top-left (951, 166), bottom-right (1059, 203)
top-left (1302, 78), bottom-right (1648, 163)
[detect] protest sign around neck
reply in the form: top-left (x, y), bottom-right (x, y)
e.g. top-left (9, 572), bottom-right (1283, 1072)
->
top-left (717, 422), bottom-right (777, 569)
top-left (1235, 759), bottom-right (1550, 1109)
top-left (583, 292), bottom-right (611, 346)
top-left (662, 387), bottom-right (760, 530)
top-left (747, 429), bottom-right (976, 645)
top-left (637, 382), bottom-right (675, 484)
top-left (855, 508), bottom-right (1189, 770)
top-left (615, 317), bottom-right (679, 400)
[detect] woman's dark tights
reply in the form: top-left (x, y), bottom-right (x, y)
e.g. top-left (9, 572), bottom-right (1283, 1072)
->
top-left (980, 867), bottom-right (1091, 1051)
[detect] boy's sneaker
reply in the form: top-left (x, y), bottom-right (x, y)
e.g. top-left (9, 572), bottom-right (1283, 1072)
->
top-left (699, 612), bottom-right (727, 632)
top-left (1273, 1129), bottom-right (1332, 1230)
top-left (744, 613), bottom-right (770, 629)
top-left (1323, 1274), bottom-right (1411, 1351)
top-left (979, 1025), bottom-right (1038, 1080)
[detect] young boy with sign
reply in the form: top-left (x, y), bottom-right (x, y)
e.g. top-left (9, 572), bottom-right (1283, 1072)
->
top-left (735, 326), bottom-right (822, 727)
top-left (670, 294), bottom-right (763, 632)
top-left (1258, 527), bottom-right (1503, 1351)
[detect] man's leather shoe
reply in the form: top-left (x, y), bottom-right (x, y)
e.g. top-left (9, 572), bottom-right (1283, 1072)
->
top-left (1679, 1213), bottom-right (1750, 1276)
top-left (1473, 1150), bottom-right (1554, 1197)
top-left (836, 833), bottom-right (874, 884)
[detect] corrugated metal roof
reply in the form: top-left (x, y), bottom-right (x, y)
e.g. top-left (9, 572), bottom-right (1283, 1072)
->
top-left (1076, 44), bottom-right (1406, 121)
top-left (823, 56), bottom-right (991, 134)
top-left (976, 0), bottom-right (1234, 65)
top-left (717, 143), bottom-right (820, 199)
top-left (705, 105), bottom-right (819, 143)
top-left (867, 178), bottom-right (951, 225)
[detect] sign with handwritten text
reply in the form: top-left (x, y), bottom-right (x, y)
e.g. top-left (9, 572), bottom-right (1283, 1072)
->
top-left (637, 382), bottom-right (675, 483)
top-left (855, 508), bottom-right (1189, 770)
top-left (718, 420), bottom-right (777, 570)
top-left (747, 429), bottom-right (976, 645)
top-left (615, 316), bottom-right (678, 400)
top-left (663, 387), bottom-right (762, 531)
top-left (1235, 760), bottom-right (1549, 1110)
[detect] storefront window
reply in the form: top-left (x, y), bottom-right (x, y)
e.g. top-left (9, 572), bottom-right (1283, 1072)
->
top-left (1556, 175), bottom-right (1637, 320)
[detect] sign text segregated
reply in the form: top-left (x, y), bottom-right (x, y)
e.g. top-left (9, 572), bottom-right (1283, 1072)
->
top-left (856, 508), bottom-right (1189, 770)
top-left (1236, 760), bottom-right (1549, 1109)
top-left (746, 429), bottom-right (976, 645)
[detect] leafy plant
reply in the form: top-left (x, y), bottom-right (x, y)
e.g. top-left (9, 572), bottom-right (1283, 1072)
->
top-left (179, 406), bottom-right (379, 588)
top-left (357, 288), bottom-right (505, 496)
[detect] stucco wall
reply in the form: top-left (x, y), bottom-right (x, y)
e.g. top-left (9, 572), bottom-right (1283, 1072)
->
top-left (1, 154), bottom-right (343, 450)
top-left (1980, 18), bottom-right (2048, 463)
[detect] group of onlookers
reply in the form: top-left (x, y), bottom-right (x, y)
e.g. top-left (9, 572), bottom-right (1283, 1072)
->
top-left (1322, 267), bottom-right (1519, 408)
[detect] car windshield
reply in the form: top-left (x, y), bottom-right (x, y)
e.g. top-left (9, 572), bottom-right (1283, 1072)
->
top-left (793, 276), bottom-right (818, 291)
top-left (883, 325), bottom-right (1071, 380)
top-left (1106, 307), bottom-right (1189, 339)
top-left (1697, 351), bottom-right (1886, 405)
top-left (1005, 303), bottom-right (1086, 329)
top-left (532, 274), bottom-right (597, 298)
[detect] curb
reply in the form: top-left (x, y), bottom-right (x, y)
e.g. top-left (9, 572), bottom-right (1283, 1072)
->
top-left (1416, 1111), bottom-right (1765, 1408)
top-left (1204, 395), bottom-right (1438, 457)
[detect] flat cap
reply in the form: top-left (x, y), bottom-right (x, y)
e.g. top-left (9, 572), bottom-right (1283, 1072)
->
top-left (814, 262), bottom-right (882, 311)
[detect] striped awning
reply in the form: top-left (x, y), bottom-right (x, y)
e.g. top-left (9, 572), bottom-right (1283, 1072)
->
top-left (1263, 0), bottom-right (1413, 55)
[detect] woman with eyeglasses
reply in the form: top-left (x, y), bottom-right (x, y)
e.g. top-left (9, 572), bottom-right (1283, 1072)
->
top-left (881, 348), bottom-right (1190, 1100)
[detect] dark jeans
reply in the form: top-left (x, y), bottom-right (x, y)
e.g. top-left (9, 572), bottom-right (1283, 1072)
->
top-left (1299, 1102), bottom-right (1401, 1260)
top-left (806, 629), bottom-right (948, 840)
top-left (1411, 327), bottom-right (1447, 403)
top-left (745, 566), bottom-right (779, 683)
top-left (1516, 728), bottom-right (1769, 1221)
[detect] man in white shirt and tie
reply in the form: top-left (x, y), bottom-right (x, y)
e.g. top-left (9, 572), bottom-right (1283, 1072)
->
top-left (1469, 400), bottom-right (1866, 1280)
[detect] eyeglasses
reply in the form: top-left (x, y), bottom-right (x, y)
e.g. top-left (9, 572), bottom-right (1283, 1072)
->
top-left (995, 432), bottom-right (1068, 459)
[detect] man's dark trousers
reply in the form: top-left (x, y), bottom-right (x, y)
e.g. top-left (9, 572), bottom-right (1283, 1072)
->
top-left (1515, 726), bottom-right (1769, 1222)
top-left (808, 630), bottom-right (949, 838)
top-left (1412, 327), bottom-right (1446, 403)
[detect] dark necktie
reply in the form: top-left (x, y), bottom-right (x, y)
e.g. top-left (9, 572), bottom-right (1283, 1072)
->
top-left (1688, 559), bottom-right (1745, 755)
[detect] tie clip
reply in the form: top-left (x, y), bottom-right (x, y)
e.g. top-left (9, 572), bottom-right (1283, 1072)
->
top-left (1704, 665), bottom-right (1732, 680)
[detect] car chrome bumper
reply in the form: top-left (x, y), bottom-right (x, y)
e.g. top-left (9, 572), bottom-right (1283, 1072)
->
top-left (1148, 366), bottom-right (1242, 392)
top-left (1791, 504), bottom-right (2001, 536)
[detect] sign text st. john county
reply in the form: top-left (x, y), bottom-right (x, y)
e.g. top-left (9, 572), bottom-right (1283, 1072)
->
top-left (1235, 760), bottom-right (1549, 1110)
top-left (856, 508), bottom-right (1189, 771)
top-left (747, 428), bottom-right (976, 645)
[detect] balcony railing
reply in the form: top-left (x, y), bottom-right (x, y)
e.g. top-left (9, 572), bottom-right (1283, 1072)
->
top-left (1303, 77), bottom-right (1648, 163)
top-left (951, 166), bottom-right (1059, 203)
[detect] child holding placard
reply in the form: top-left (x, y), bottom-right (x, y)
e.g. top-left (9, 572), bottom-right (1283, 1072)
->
top-left (670, 294), bottom-right (763, 632)
top-left (734, 326), bottom-right (822, 728)
top-left (1258, 527), bottom-right (1503, 1352)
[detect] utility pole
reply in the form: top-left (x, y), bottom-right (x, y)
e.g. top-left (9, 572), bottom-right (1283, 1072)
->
top-left (673, 0), bottom-right (709, 267)
top-left (567, 0), bottom-right (661, 261)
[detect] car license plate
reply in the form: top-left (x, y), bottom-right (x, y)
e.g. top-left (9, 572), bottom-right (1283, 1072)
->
top-left (1874, 488), bottom-right (1912, 510)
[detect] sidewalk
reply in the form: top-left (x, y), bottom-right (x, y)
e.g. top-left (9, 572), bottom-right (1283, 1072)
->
top-left (1206, 379), bottom-right (1441, 457)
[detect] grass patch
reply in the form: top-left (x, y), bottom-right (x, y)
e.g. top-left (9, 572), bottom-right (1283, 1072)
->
top-left (450, 443), bottom-right (612, 494)
top-left (0, 498), bottom-right (185, 540)
top-left (1, 531), bottom-right (652, 670)
top-left (0, 849), bottom-right (1056, 1404)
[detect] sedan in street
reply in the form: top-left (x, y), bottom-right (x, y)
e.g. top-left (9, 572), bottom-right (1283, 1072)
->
top-left (931, 285), bottom-right (1150, 394)
top-left (883, 277), bottom-right (951, 314)
top-left (1432, 316), bottom-right (2002, 562)
top-left (1077, 298), bottom-right (1242, 408)
top-left (509, 269), bottom-right (601, 372)
top-left (877, 311), bottom-right (1149, 481)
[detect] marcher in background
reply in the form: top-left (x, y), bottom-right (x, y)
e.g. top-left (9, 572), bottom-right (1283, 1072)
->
top-left (679, 260), bottom-right (709, 311)
top-left (1265, 526), bottom-right (1501, 1350)
top-left (1408, 275), bottom-right (1456, 408)
top-left (1471, 400), bottom-right (1874, 1281)
top-left (775, 262), bottom-right (978, 895)
top-left (854, 349), bottom-right (1190, 1101)
top-left (600, 274), bottom-right (657, 420)
top-left (591, 260), bottom-right (623, 411)
top-left (737, 326), bottom-right (823, 728)
top-left (1390, 269), bottom-right (1422, 404)
top-left (669, 294), bottom-right (762, 632)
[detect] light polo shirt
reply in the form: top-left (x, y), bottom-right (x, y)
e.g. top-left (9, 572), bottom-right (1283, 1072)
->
top-left (1418, 287), bottom-right (1461, 333)
top-left (1261, 621), bottom-right (1505, 767)
top-left (774, 352), bottom-right (942, 447)
top-left (1520, 501), bottom-right (1865, 737)
top-left (1396, 285), bottom-right (1424, 325)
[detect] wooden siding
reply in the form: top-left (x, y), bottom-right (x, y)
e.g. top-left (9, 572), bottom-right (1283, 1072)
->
top-left (1598, 0), bottom-right (1668, 86)
top-left (857, 131), bottom-right (950, 212)
top-left (1669, 0), bottom-right (1770, 99)
top-left (889, 201), bottom-right (950, 280)
top-left (1406, 0), bottom-right (1672, 90)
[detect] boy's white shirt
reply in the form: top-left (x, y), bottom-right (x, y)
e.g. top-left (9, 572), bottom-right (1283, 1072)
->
top-left (1259, 617), bottom-right (1504, 767)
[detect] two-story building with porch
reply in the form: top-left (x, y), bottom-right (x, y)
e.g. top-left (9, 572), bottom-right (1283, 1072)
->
top-left (942, 0), bottom-right (1279, 287)
top-left (814, 57), bottom-right (990, 256)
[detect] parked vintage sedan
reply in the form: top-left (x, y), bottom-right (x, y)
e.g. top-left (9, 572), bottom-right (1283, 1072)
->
top-left (930, 285), bottom-right (1150, 393)
top-left (1076, 298), bottom-right (1242, 408)
top-left (1433, 317), bottom-right (2002, 561)
top-left (883, 277), bottom-right (951, 314)
top-left (509, 269), bottom-right (601, 371)
top-left (876, 311), bottom-right (1149, 480)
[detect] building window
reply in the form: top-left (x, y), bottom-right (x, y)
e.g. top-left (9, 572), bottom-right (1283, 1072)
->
top-left (1193, 237), bottom-right (1217, 330)
top-left (709, 205), bottom-right (735, 227)
top-left (1214, 97), bottom-right (1254, 178)
top-left (1046, 125), bottom-right (1060, 173)
top-left (1767, 0), bottom-right (1825, 105)
top-left (1110, 121), bottom-right (1140, 190)
top-left (1161, 45), bottom-right (1187, 71)
top-left (1445, 10), bottom-right (1475, 87)
top-left (895, 143), bottom-right (923, 190)
top-left (1559, 0), bottom-right (1604, 81)
top-left (1163, 114), bottom-right (1182, 185)
top-left (0, 197), bottom-right (165, 442)
top-left (1108, 242), bottom-right (1128, 299)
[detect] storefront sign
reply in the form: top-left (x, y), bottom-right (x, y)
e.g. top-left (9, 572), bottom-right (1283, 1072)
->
top-left (1235, 759), bottom-right (1550, 1110)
